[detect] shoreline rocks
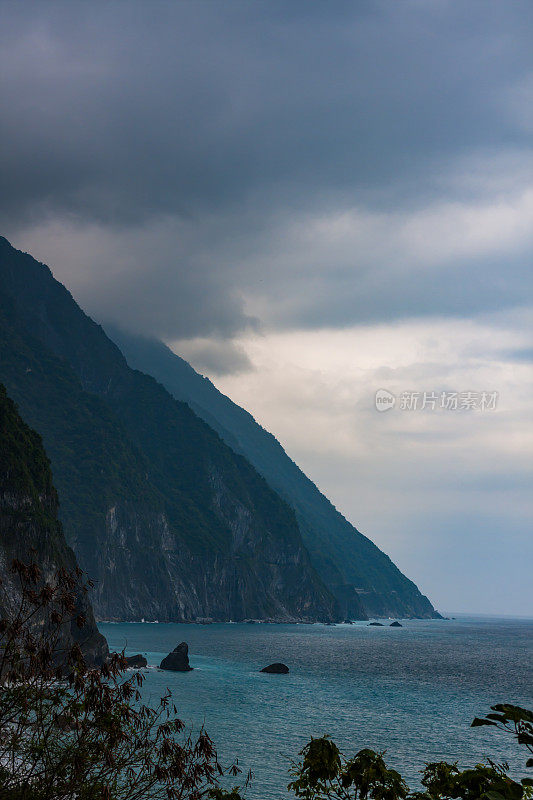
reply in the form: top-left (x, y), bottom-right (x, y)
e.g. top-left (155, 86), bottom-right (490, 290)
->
top-left (160, 642), bottom-right (193, 671)
top-left (126, 654), bottom-right (148, 668)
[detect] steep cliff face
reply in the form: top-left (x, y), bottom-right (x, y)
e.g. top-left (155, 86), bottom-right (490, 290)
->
top-left (90, 489), bottom-right (329, 622)
top-left (0, 384), bottom-right (108, 664)
top-left (107, 328), bottom-right (440, 620)
top-left (0, 236), bottom-right (338, 622)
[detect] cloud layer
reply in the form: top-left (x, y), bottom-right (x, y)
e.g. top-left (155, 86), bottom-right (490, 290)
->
top-left (1, 0), bottom-right (532, 341)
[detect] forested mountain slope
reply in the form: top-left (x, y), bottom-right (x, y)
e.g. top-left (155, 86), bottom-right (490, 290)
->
top-left (0, 383), bottom-right (108, 664)
top-left (109, 328), bottom-right (439, 619)
top-left (0, 236), bottom-right (338, 622)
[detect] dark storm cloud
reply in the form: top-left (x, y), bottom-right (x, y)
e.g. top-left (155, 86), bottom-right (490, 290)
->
top-left (1, 0), bottom-right (532, 342)
top-left (258, 251), bottom-right (533, 332)
top-left (1, 0), bottom-right (531, 223)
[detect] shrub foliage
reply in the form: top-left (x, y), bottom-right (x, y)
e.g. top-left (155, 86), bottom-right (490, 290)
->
top-left (0, 559), bottom-right (238, 800)
top-left (287, 706), bottom-right (533, 800)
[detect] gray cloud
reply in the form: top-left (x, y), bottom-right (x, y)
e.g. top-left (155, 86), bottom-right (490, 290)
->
top-left (502, 347), bottom-right (533, 363)
top-left (1, 0), bottom-right (531, 223)
top-left (1, 0), bottom-right (532, 344)
top-left (170, 338), bottom-right (254, 377)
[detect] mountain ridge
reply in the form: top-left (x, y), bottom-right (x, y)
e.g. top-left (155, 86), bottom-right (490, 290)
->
top-left (106, 327), bottom-right (439, 619)
top-left (0, 236), bottom-right (339, 623)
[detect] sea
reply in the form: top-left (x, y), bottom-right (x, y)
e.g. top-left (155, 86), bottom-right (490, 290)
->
top-left (99, 616), bottom-right (533, 799)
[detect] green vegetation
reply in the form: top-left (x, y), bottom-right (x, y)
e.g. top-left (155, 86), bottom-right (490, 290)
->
top-left (285, 706), bottom-right (533, 799)
top-left (0, 285), bottom-right (166, 561)
top-left (0, 381), bottom-right (107, 665)
top-left (110, 326), bottom-right (439, 619)
top-left (0, 236), bottom-right (335, 621)
top-left (0, 237), bottom-right (301, 559)
top-left (0, 382), bottom-right (58, 531)
top-left (0, 377), bottom-right (74, 571)
top-left (0, 560), bottom-right (238, 800)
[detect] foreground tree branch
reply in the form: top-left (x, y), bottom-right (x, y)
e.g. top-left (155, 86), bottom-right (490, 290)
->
top-left (0, 559), bottom-right (238, 800)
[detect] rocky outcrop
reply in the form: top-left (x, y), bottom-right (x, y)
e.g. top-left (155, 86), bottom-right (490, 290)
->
top-left (126, 654), bottom-right (147, 668)
top-left (260, 663), bottom-right (289, 674)
top-left (83, 495), bottom-right (335, 622)
top-left (0, 384), bottom-right (108, 666)
top-left (160, 642), bottom-right (192, 671)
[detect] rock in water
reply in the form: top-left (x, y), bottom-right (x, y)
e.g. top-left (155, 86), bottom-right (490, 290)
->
top-left (390, 621), bottom-right (403, 627)
top-left (368, 621), bottom-right (384, 626)
top-left (260, 663), bottom-right (289, 674)
top-left (160, 642), bottom-right (193, 671)
top-left (126, 654), bottom-right (148, 668)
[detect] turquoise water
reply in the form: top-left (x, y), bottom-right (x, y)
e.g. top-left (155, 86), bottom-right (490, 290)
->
top-left (100, 617), bottom-right (533, 798)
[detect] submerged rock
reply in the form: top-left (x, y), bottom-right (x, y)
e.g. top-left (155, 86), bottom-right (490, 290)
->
top-left (368, 621), bottom-right (384, 626)
top-left (390, 621), bottom-right (402, 628)
top-left (126, 654), bottom-right (148, 668)
top-left (260, 662), bottom-right (289, 674)
top-left (160, 642), bottom-right (193, 671)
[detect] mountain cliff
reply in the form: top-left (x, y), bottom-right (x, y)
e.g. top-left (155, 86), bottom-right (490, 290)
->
top-left (0, 236), bottom-right (338, 622)
top-left (107, 328), bottom-right (439, 619)
top-left (0, 383), bottom-right (108, 664)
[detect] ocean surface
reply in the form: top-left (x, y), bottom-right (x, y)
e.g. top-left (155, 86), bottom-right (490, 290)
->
top-left (99, 617), bottom-right (533, 798)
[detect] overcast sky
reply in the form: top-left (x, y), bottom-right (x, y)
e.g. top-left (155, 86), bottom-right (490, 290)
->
top-left (1, 0), bottom-right (532, 615)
